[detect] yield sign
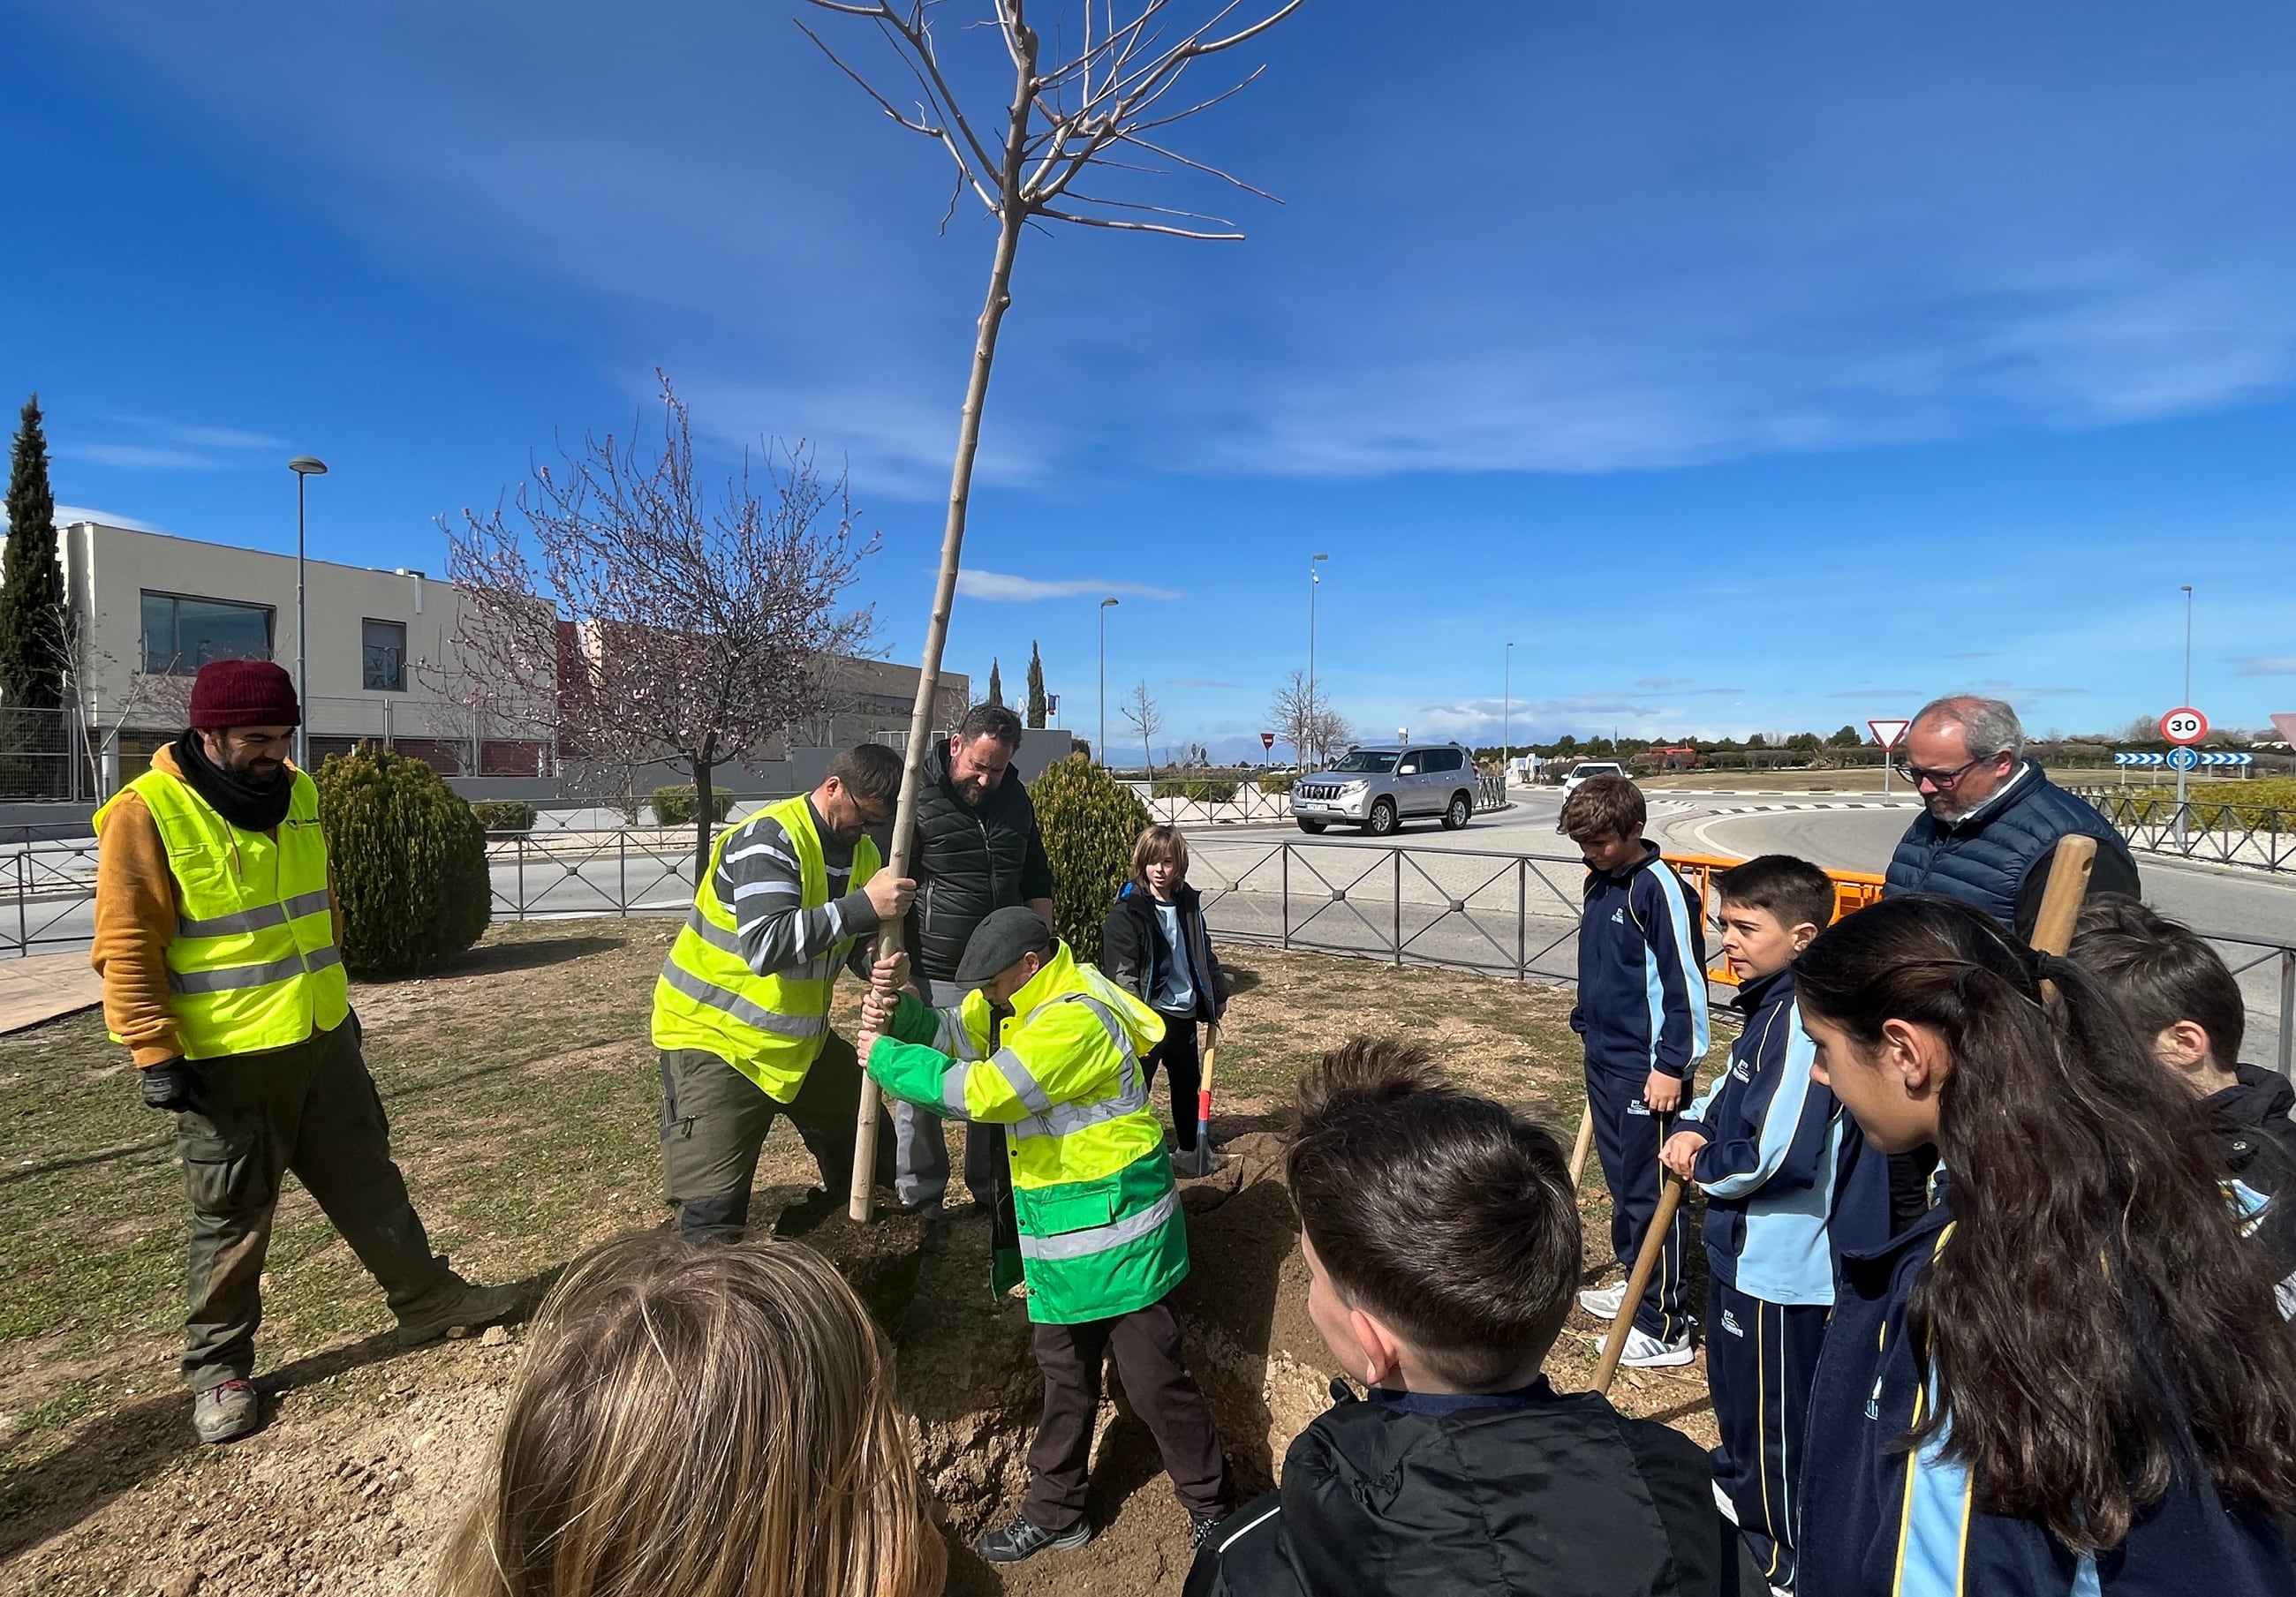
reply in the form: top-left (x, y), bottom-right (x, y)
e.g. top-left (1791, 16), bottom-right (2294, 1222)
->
top-left (1868, 719), bottom-right (1912, 750)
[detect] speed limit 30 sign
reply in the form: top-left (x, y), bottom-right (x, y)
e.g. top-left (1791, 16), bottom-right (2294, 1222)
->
top-left (2160, 707), bottom-right (2209, 746)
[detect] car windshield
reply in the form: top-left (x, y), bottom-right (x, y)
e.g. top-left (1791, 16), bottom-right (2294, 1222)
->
top-left (1326, 750), bottom-right (1399, 773)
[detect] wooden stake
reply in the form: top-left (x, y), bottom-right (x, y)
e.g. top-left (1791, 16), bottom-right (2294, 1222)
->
top-left (1592, 1170), bottom-right (1686, 1394)
top-left (1567, 1104), bottom-right (1596, 1189)
top-left (2029, 833), bottom-right (2099, 983)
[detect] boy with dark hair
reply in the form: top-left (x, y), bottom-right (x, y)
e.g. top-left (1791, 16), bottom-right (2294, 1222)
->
top-left (1187, 1037), bottom-right (1740, 1596)
top-left (2071, 894), bottom-right (2296, 1313)
top-left (1660, 855), bottom-right (1887, 1590)
top-left (1559, 773), bottom-right (1710, 1367)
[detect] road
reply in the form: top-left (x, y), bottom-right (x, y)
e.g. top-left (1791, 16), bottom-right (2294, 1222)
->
top-left (1182, 788), bottom-right (2293, 1073)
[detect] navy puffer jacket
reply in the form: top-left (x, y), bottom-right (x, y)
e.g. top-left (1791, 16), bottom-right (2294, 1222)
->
top-left (1882, 760), bottom-right (2139, 936)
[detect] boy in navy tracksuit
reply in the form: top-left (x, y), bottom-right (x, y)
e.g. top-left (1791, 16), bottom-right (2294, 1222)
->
top-left (1561, 774), bottom-right (1710, 1367)
top-left (1663, 855), bottom-right (1889, 1590)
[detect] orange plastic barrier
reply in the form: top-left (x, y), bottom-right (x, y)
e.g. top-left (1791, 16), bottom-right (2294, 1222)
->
top-left (1663, 853), bottom-right (1887, 985)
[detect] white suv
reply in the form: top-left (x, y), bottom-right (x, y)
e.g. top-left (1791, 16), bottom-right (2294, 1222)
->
top-left (1290, 744), bottom-right (1479, 836)
top-left (1561, 760), bottom-right (1628, 797)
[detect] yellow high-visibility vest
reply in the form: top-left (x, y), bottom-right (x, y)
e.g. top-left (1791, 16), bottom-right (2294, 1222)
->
top-left (95, 765), bottom-right (348, 1059)
top-left (649, 794), bottom-right (880, 1102)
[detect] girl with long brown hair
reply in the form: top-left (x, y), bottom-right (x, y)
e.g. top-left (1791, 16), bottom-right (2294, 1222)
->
top-left (1793, 893), bottom-right (2296, 1594)
top-left (437, 1232), bottom-right (941, 1597)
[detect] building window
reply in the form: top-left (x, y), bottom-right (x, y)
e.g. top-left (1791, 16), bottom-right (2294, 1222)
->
top-left (362, 619), bottom-right (407, 692)
top-left (140, 591), bottom-right (274, 676)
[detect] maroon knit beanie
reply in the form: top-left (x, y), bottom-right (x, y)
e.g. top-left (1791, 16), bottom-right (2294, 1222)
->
top-left (188, 660), bottom-right (301, 730)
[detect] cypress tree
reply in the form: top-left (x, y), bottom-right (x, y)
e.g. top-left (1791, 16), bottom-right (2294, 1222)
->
top-left (0, 395), bottom-right (64, 712)
top-left (1025, 640), bottom-right (1046, 729)
top-left (987, 657), bottom-right (1003, 708)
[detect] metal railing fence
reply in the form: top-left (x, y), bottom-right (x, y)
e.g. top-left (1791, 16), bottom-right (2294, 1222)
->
top-left (8, 826), bottom-right (2289, 1077)
top-left (2070, 787), bottom-right (2293, 874)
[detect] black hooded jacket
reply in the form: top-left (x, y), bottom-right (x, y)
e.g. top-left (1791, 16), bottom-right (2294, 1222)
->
top-left (900, 738), bottom-right (1054, 982)
top-left (1186, 1378), bottom-right (1739, 1597)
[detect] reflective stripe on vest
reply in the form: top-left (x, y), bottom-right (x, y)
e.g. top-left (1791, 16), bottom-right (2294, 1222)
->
top-left (94, 764), bottom-right (349, 1060)
top-left (648, 794), bottom-right (879, 1101)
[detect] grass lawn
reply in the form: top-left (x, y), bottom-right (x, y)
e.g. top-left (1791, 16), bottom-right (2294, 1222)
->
top-left (2, 918), bottom-right (1715, 1593)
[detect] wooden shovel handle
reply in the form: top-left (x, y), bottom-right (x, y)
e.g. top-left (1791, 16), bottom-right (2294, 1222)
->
top-left (1593, 1171), bottom-right (1687, 1395)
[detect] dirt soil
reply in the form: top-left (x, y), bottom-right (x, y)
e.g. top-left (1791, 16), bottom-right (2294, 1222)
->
top-left (2, 924), bottom-right (1719, 1597)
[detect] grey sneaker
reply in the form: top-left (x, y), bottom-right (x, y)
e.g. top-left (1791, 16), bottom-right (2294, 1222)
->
top-left (395, 1274), bottom-right (522, 1348)
top-left (1577, 1281), bottom-right (1628, 1319)
top-left (977, 1513), bottom-right (1093, 1563)
top-left (192, 1378), bottom-right (261, 1445)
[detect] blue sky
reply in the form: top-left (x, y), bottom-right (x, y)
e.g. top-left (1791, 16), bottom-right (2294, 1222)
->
top-left (5, 1), bottom-right (2293, 761)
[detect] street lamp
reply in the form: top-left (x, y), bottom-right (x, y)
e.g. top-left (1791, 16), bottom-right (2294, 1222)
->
top-left (1098, 597), bottom-right (1120, 766)
top-left (2178, 584), bottom-right (2195, 837)
top-left (287, 456), bottom-right (329, 767)
top-left (1503, 641), bottom-right (1515, 784)
top-left (1307, 553), bottom-right (1329, 767)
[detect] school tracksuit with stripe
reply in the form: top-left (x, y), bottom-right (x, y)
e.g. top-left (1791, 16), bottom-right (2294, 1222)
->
top-left (1573, 841), bottom-right (1710, 1342)
top-left (1675, 965), bottom-right (1887, 1591)
top-left (1800, 1184), bottom-right (2296, 1597)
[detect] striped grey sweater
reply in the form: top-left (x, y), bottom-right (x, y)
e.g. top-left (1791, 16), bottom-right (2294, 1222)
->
top-left (712, 799), bottom-right (880, 978)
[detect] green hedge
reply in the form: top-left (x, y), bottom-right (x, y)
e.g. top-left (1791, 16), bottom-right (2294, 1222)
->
top-left (652, 785), bottom-right (736, 827)
top-left (2104, 778), bottom-right (2296, 829)
top-left (1150, 775), bottom-right (1240, 804)
top-left (1257, 771), bottom-right (1296, 795)
top-left (315, 745), bottom-right (491, 978)
top-left (1032, 756), bottom-right (1152, 967)
top-left (469, 799), bottom-right (538, 833)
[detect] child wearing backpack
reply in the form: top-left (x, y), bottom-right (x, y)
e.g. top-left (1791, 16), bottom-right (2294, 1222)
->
top-left (1660, 855), bottom-right (1888, 1591)
top-left (1793, 893), bottom-right (2296, 1594)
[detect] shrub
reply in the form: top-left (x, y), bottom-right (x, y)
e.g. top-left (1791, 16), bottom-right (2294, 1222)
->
top-left (469, 799), bottom-right (538, 833)
top-left (1257, 771), bottom-right (1296, 795)
top-left (652, 784), bottom-right (736, 827)
top-left (2109, 778), bottom-right (2296, 830)
top-left (315, 744), bottom-right (491, 978)
top-left (1031, 754), bottom-right (1152, 966)
top-left (1150, 775), bottom-right (1239, 804)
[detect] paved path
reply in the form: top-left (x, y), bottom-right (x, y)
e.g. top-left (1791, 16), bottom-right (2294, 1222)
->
top-left (0, 950), bottom-right (102, 1034)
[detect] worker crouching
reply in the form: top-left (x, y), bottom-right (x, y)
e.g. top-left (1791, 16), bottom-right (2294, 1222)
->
top-left (859, 906), bottom-right (1235, 1563)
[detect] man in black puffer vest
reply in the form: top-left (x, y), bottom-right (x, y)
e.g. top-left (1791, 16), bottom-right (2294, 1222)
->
top-left (1879, 694), bottom-right (2140, 1232)
top-left (895, 704), bottom-right (1055, 1236)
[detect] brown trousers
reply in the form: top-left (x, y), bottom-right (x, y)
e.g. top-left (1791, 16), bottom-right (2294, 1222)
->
top-left (1023, 1296), bottom-right (1235, 1530)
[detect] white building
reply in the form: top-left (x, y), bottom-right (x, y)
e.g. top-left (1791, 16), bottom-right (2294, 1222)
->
top-left (53, 521), bottom-right (979, 797)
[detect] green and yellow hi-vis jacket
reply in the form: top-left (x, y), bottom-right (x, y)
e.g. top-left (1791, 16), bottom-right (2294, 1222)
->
top-left (867, 940), bottom-right (1186, 1324)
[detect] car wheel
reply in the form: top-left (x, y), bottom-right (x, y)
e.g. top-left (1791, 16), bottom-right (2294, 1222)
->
top-left (1295, 818), bottom-right (1327, 834)
top-left (1443, 792), bottom-right (1472, 830)
top-left (1365, 798), bottom-right (1398, 836)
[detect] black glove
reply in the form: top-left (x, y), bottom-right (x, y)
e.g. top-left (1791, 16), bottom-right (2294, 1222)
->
top-left (140, 1058), bottom-right (204, 1113)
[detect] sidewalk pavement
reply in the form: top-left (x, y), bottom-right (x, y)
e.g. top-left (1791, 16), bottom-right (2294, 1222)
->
top-left (0, 951), bottom-right (102, 1034)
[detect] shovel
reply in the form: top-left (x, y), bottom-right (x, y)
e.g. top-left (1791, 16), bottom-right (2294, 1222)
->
top-left (1175, 1022), bottom-right (1223, 1179)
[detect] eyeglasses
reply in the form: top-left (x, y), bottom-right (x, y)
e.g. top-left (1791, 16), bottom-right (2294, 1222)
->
top-left (1893, 755), bottom-right (1990, 789)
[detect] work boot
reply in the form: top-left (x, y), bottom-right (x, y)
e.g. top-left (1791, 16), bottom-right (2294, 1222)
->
top-left (192, 1378), bottom-right (261, 1445)
top-left (977, 1513), bottom-right (1093, 1564)
top-left (394, 1273), bottom-right (523, 1348)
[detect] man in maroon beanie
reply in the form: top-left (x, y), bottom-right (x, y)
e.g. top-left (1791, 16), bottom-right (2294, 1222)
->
top-left (90, 659), bottom-right (518, 1445)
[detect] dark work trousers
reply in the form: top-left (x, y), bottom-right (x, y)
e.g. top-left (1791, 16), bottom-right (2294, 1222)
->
top-left (176, 1014), bottom-right (449, 1393)
top-left (1585, 1064), bottom-right (1691, 1342)
top-left (659, 1031), bottom-right (896, 1243)
top-left (893, 976), bottom-right (1007, 1217)
top-left (1023, 1296), bottom-right (1235, 1533)
top-left (1706, 1278), bottom-right (1827, 1591)
top-left (1888, 1144), bottom-right (1941, 1236)
top-left (1141, 1013), bottom-right (1203, 1152)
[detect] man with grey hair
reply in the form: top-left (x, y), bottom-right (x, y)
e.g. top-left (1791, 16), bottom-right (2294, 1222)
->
top-left (1881, 694), bottom-right (2138, 936)
top-left (1878, 693), bottom-right (2139, 1232)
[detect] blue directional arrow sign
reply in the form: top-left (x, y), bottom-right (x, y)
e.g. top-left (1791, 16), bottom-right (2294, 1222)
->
top-left (2165, 746), bottom-right (2200, 772)
top-left (2198, 751), bottom-right (2254, 767)
top-left (2113, 751), bottom-right (2164, 766)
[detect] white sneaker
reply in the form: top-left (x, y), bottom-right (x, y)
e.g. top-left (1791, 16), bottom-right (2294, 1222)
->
top-left (1620, 1329), bottom-right (1696, 1368)
top-left (1577, 1282), bottom-right (1628, 1319)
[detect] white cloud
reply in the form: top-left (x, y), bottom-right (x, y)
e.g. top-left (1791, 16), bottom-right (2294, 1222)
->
top-left (2234, 655), bottom-right (2296, 676)
top-left (1, 504), bottom-right (163, 532)
top-left (56, 417), bottom-right (293, 472)
top-left (955, 570), bottom-right (1182, 603)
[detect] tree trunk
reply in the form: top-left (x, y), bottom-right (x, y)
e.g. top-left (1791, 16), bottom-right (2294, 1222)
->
top-left (848, 34), bottom-right (1039, 1224)
top-left (693, 730), bottom-right (718, 886)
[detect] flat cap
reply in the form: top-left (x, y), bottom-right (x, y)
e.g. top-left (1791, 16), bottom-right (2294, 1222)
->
top-left (955, 905), bottom-right (1055, 986)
